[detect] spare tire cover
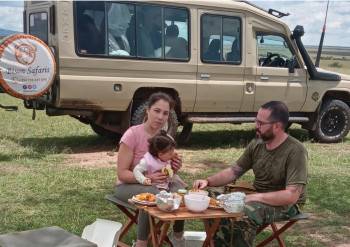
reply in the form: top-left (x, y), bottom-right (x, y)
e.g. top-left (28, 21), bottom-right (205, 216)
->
top-left (0, 34), bottom-right (56, 99)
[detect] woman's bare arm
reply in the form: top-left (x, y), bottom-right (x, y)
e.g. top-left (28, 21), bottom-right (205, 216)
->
top-left (117, 143), bottom-right (138, 183)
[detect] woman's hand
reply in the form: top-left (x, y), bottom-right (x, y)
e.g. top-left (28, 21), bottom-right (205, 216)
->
top-left (171, 152), bottom-right (182, 172)
top-left (146, 171), bottom-right (168, 184)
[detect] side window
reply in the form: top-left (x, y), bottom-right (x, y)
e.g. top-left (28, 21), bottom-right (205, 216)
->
top-left (75, 2), bottom-right (189, 61)
top-left (201, 14), bottom-right (241, 64)
top-left (164, 8), bottom-right (189, 59)
top-left (29, 12), bottom-right (48, 44)
top-left (135, 5), bottom-right (189, 60)
top-left (136, 5), bottom-right (162, 58)
top-left (257, 34), bottom-right (294, 68)
top-left (108, 3), bottom-right (135, 56)
top-left (76, 1), bottom-right (106, 55)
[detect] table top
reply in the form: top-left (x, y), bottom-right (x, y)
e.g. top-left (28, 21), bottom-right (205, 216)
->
top-left (136, 204), bottom-right (244, 221)
top-left (0, 226), bottom-right (97, 247)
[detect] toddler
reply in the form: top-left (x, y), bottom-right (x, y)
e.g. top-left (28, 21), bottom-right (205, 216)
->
top-left (133, 130), bottom-right (177, 190)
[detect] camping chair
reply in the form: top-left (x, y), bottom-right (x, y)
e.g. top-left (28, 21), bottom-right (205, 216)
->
top-left (224, 181), bottom-right (309, 247)
top-left (105, 194), bottom-right (139, 247)
top-left (256, 212), bottom-right (309, 247)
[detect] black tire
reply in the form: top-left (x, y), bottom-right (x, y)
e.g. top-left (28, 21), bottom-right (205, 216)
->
top-left (131, 101), bottom-right (178, 137)
top-left (90, 123), bottom-right (122, 141)
top-left (311, 100), bottom-right (350, 143)
top-left (177, 122), bottom-right (193, 144)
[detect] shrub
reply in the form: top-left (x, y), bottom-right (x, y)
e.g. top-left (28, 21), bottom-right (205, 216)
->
top-left (328, 61), bottom-right (342, 68)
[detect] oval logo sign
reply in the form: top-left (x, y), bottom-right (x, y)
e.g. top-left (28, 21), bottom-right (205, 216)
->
top-left (0, 34), bottom-right (56, 99)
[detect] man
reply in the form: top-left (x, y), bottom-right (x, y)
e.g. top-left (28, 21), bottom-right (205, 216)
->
top-left (194, 101), bottom-right (308, 247)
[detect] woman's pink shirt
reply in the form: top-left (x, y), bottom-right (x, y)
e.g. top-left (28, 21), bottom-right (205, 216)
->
top-left (119, 123), bottom-right (151, 170)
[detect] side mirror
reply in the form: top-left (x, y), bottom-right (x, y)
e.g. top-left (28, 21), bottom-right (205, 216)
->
top-left (288, 56), bottom-right (297, 73)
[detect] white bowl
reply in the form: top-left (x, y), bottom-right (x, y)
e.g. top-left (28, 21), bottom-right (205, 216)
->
top-left (188, 190), bottom-right (209, 196)
top-left (184, 194), bottom-right (210, 213)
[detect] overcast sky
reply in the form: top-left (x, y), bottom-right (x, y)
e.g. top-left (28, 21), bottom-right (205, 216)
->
top-left (0, 0), bottom-right (349, 47)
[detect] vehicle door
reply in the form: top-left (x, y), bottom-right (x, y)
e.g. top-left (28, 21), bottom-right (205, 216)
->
top-left (195, 9), bottom-right (245, 112)
top-left (253, 33), bottom-right (307, 111)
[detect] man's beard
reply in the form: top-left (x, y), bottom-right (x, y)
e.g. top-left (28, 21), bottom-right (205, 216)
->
top-left (256, 128), bottom-right (275, 143)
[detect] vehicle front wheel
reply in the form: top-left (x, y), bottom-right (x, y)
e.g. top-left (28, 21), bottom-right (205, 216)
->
top-left (311, 100), bottom-right (350, 143)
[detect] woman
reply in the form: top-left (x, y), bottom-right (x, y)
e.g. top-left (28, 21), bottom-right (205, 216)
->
top-left (115, 92), bottom-right (185, 247)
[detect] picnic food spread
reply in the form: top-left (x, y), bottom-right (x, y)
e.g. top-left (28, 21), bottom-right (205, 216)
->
top-left (134, 193), bottom-right (156, 202)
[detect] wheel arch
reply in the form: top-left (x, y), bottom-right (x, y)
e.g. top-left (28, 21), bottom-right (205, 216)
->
top-left (321, 90), bottom-right (350, 107)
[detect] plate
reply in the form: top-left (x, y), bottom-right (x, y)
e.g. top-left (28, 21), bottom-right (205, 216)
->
top-left (208, 204), bottom-right (223, 209)
top-left (208, 198), bottom-right (223, 209)
top-left (131, 196), bottom-right (156, 206)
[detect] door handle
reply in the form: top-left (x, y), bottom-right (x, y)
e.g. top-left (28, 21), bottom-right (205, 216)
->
top-left (200, 73), bottom-right (210, 79)
top-left (260, 76), bottom-right (269, 81)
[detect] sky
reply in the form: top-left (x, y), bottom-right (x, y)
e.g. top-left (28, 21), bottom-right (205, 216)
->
top-left (0, 0), bottom-right (349, 47)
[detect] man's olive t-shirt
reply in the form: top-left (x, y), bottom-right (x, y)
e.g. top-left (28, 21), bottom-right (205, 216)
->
top-left (236, 136), bottom-right (308, 204)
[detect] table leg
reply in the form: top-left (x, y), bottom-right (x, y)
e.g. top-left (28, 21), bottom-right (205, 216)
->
top-left (149, 215), bottom-right (159, 247)
top-left (202, 219), bottom-right (221, 247)
top-left (159, 222), bottom-right (171, 246)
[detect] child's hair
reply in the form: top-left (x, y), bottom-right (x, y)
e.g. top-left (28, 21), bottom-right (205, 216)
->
top-left (148, 130), bottom-right (176, 157)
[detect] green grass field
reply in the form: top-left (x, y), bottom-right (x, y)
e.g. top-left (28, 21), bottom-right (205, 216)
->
top-left (1, 94), bottom-right (349, 246)
top-left (1, 60), bottom-right (350, 246)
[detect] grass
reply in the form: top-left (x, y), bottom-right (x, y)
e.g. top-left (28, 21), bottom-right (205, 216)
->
top-left (1, 70), bottom-right (350, 246)
top-left (1, 41), bottom-right (350, 247)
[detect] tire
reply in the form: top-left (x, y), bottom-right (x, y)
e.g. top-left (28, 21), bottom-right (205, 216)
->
top-left (177, 122), bottom-right (193, 144)
top-left (90, 123), bottom-right (122, 141)
top-left (131, 101), bottom-right (179, 137)
top-left (311, 100), bottom-right (350, 143)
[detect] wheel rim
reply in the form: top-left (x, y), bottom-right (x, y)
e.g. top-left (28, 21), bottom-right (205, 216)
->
top-left (321, 109), bottom-right (346, 137)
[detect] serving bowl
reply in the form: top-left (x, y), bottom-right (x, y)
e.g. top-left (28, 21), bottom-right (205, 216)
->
top-left (184, 194), bottom-right (210, 212)
top-left (156, 192), bottom-right (182, 212)
top-left (188, 189), bottom-right (209, 196)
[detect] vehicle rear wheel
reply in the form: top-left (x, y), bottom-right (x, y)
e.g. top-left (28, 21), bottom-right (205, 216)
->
top-left (177, 122), bottom-right (193, 144)
top-left (311, 100), bottom-right (350, 143)
top-left (90, 123), bottom-right (122, 141)
top-left (131, 101), bottom-right (178, 137)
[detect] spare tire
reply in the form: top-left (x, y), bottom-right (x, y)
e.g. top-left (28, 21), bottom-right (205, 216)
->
top-left (0, 34), bottom-right (56, 99)
top-left (131, 101), bottom-right (178, 137)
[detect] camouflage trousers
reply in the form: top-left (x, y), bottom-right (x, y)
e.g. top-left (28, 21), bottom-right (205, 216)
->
top-left (208, 190), bottom-right (300, 247)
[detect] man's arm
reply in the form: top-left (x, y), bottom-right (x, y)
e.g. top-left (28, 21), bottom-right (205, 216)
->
top-left (193, 164), bottom-right (245, 189)
top-left (245, 184), bottom-right (303, 206)
top-left (207, 164), bottom-right (245, 186)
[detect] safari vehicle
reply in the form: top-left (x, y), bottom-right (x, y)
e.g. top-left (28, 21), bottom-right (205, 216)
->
top-left (18, 0), bottom-right (350, 143)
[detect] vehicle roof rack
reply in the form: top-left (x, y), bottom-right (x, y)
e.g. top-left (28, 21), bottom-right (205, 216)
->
top-left (239, 1), bottom-right (290, 18)
top-left (268, 9), bottom-right (290, 18)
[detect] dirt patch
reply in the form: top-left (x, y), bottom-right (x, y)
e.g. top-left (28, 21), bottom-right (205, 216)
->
top-left (64, 150), bottom-right (117, 168)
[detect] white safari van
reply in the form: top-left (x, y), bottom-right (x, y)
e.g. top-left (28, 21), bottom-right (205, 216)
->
top-left (16, 0), bottom-right (350, 142)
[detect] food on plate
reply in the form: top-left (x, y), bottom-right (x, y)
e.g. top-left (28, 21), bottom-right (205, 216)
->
top-left (161, 164), bottom-right (174, 177)
top-left (134, 193), bottom-right (156, 202)
top-left (209, 198), bottom-right (220, 207)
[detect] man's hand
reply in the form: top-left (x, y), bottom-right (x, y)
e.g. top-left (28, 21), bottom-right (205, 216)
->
top-left (193, 179), bottom-right (209, 189)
